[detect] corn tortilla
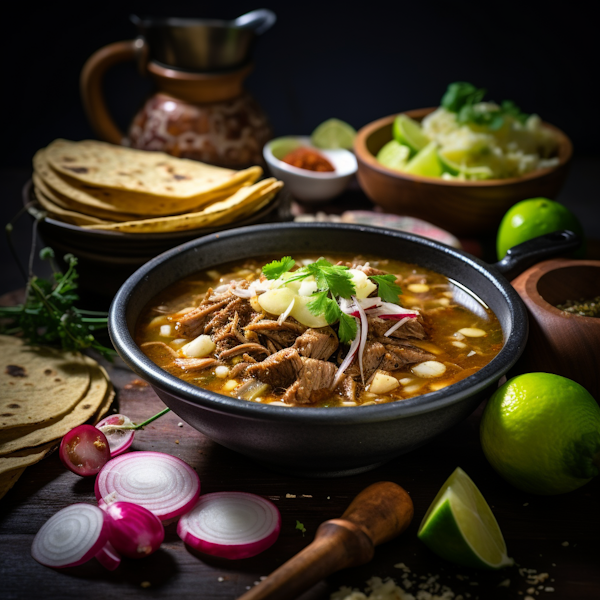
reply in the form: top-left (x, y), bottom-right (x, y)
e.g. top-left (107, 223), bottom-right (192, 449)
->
top-left (35, 148), bottom-right (259, 217)
top-left (0, 442), bottom-right (56, 476)
top-left (0, 336), bottom-right (91, 429)
top-left (45, 139), bottom-right (263, 201)
top-left (0, 357), bottom-right (113, 456)
top-left (84, 179), bottom-right (283, 233)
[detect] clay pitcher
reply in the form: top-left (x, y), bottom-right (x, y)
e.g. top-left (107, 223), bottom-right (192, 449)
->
top-left (80, 10), bottom-right (275, 169)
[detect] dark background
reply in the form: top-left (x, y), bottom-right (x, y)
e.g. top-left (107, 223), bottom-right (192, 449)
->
top-left (2, 0), bottom-right (598, 163)
top-left (1, 0), bottom-right (598, 294)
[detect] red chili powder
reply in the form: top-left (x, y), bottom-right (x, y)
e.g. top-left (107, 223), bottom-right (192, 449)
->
top-left (281, 147), bottom-right (335, 172)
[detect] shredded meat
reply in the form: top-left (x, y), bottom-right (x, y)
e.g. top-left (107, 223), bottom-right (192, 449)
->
top-left (173, 357), bottom-right (220, 372)
top-left (346, 341), bottom-right (387, 381)
top-left (292, 327), bottom-right (339, 360)
top-left (246, 348), bottom-right (303, 388)
top-left (282, 358), bottom-right (338, 404)
top-left (367, 317), bottom-right (426, 340)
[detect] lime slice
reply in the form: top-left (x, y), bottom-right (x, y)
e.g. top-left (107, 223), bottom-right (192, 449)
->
top-left (376, 140), bottom-right (410, 171)
top-left (438, 151), bottom-right (494, 180)
top-left (310, 119), bottom-right (357, 150)
top-left (392, 114), bottom-right (430, 154)
top-left (418, 467), bottom-right (514, 569)
top-left (403, 142), bottom-right (442, 177)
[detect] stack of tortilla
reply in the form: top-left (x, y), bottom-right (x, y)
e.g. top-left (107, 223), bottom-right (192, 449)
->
top-left (0, 336), bottom-right (114, 500)
top-left (31, 139), bottom-right (283, 233)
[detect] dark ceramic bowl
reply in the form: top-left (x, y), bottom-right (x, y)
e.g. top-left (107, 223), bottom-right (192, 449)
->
top-left (108, 223), bottom-right (580, 477)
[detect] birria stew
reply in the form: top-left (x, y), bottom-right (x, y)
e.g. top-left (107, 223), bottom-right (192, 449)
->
top-left (135, 255), bottom-right (503, 407)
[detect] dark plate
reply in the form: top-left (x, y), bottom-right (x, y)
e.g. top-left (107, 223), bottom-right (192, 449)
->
top-left (23, 178), bottom-right (289, 301)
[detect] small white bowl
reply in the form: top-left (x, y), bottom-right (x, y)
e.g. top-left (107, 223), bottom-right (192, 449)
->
top-left (263, 136), bottom-right (357, 202)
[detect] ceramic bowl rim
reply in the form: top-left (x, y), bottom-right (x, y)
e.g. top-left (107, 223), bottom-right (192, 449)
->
top-left (263, 136), bottom-right (358, 179)
top-left (109, 222), bottom-right (527, 425)
top-left (354, 108), bottom-right (573, 188)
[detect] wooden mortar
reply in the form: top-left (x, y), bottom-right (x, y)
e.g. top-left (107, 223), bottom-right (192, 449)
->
top-left (510, 258), bottom-right (600, 401)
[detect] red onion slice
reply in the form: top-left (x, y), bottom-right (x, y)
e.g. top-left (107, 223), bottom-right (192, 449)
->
top-left (95, 541), bottom-right (121, 571)
top-left (353, 296), bottom-right (369, 383)
top-left (104, 501), bottom-right (165, 558)
top-left (384, 316), bottom-right (412, 337)
top-left (31, 503), bottom-right (110, 568)
top-left (96, 414), bottom-right (135, 457)
top-left (332, 317), bottom-right (361, 390)
top-left (95, 451), bottom-right (200, 522)
top-left (177, 492), bottom-right (281, 559)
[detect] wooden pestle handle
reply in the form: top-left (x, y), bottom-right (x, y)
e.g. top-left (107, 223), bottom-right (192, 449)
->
top-left (237, 481), bottom-right (414, 600)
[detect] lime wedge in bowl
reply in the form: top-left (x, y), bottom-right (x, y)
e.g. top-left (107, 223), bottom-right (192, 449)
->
top-left (417, 467), bottom-right (514, 569)
top-left (376, 140), bottom-right (410, 171)
top-left (393, 114), bottom-right (430, 154)
top-left (403, 142), bottom-right (442, 177)
top-left (438, 150), bottom-right (494, 180)
top-left (311, 118), bottom-right (357, 150)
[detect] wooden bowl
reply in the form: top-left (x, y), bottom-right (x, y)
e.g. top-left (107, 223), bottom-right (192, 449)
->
top-left (354, 108), bottom-right (573, 237)
top-left (510, 258), bottom-right (600, 401)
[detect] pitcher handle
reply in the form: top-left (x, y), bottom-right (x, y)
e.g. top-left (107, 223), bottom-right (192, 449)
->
top-left (80, 40), bottom-right (140, 145)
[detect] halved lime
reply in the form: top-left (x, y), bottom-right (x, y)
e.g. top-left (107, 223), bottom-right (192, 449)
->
top-left (376, 140), bottom-right (410, 171)
top-left (403, 142), bottom-right (442, 177)
top-left (417, 467), bottom-right (514, 569)
top-left (310, 118), bottom-right (357, 150)
top-left (392, 114), bottom-right (430, 154)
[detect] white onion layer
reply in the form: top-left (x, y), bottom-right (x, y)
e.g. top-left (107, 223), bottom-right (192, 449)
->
top-left (31, 503), bottom-right (108, 568)
top-left (95, 451), bottom-right (200, 521)
top-left (177, 492), bottom-right (281, 559)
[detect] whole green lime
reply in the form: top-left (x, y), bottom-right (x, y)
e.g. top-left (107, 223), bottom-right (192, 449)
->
top-left (496, 198), bottom-right (584, 260)
top-left (480, 373), bottom-right (600, 495)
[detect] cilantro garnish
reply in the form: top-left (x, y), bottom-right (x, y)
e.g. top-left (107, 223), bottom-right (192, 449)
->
top-left (262, 256), bottom-right (295, 280)
top-left (441, 82), bottom-right (529, 131)
top-left (370, 274), bottom-right (402, 304)
top-left (263, 257), bottom-right (358, 344)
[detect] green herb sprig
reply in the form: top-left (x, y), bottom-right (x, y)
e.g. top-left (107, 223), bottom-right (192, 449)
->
top-left (0, 215), bottom-right (115, 360)
top-left (441, 82), bottom-right (529, 131)
top-left (261, 258), bottom-right (403, 344)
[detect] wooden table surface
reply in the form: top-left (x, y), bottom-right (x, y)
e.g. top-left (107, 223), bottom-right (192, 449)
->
top-left (1, 173), bottom-right (600, 600)
top-left (1, 347), bottom-right (599, 600)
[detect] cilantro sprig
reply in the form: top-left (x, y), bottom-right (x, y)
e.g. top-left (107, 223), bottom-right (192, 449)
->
top-left (262, 256), bottom-right (295, 280)
top-left (441, 82), bottom-right (529, 131)
top-left (0, 215), bottom-right (115, 360)
top-left (369, 274), bottom-right (402, 303)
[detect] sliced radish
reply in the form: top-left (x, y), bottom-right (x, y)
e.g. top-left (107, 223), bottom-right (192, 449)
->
top-left (95, 451), bottom-right (200, 521)
top-left (59, 425), bottom-right (111, 477)
top-left (96, 414), bottom-right (135, 457)
top-left (103, 501), bottom-right (164, 559)
top-left (31, 503), bottom-right (115, 569)
top-left (177, 492), bottom-right (281, 559)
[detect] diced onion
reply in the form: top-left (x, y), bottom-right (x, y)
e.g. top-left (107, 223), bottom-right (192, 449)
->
top-left (95, 451), bottom-right (201, 522)
top-left (177, 492), bottom-right (281, 559)
top-left (215, 366), bottom-right (230, 378)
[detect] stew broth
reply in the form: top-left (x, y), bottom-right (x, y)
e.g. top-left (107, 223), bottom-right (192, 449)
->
top-left (135, 254), bottom-right (503, 407)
